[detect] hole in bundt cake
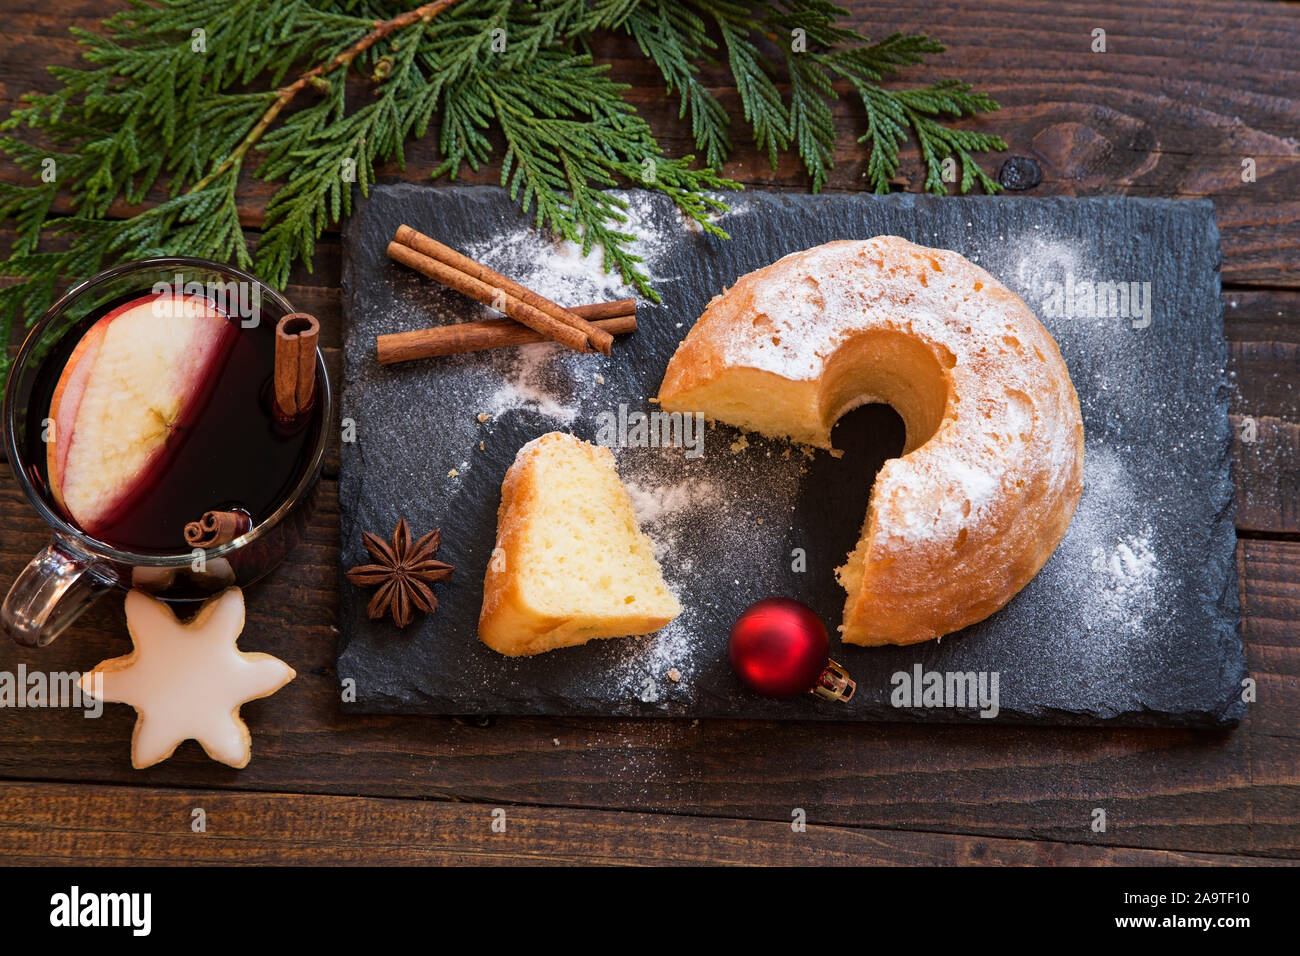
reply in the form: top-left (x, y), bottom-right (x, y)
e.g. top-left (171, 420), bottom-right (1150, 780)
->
top-left (791, 400), bottom-right (904, 620)
top-left (812, 330), bottom-right (956, 633)
top-left (819, 328), bottom-right (953, 455)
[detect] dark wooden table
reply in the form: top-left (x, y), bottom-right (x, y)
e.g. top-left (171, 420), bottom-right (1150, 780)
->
top-left (1, 1), bottom-right (1296, 865)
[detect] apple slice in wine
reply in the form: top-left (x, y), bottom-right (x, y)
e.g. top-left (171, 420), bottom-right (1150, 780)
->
top-left (47, 292), bottom-right (237, 538)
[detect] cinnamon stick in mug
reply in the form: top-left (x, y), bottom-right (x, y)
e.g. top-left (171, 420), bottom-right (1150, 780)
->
top-left (273, 313), bottom-right (320, 419)
top-left (184, 510), bottom-right (253, 548)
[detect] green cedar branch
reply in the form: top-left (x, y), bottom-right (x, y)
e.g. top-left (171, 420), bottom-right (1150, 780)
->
top-left (0, 0), bottom-right (1006, 381)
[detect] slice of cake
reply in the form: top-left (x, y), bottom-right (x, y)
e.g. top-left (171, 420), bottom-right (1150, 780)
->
top-left (478, 432), bottom-right (682, 656)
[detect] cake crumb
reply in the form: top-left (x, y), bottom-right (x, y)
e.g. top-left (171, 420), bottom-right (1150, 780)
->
top-left (476, 412), bottom-right (491, 423)
top-left (595, 374), bottom-right (606, 385)
top-left (448, 468), bottom-right (459, 478)
top-left (730, 434), bottom-right (749, 454)
top-left (667, 668), bottom-right (681, 683)
top-left (479, 441), bottom-right (485, 451)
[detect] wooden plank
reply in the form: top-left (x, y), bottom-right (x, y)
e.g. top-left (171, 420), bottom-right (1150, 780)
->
top-left (1240, 539), bottom-right (1300, 738)
top-left (1232, 416), bottom-right (1299, 535)
top-left (0, 1), bottom-right (1297, 285)
top-left (1226, 290), bottom-right (1300, 421)
top-left (843, 1), bottom-right (1300, 289)
top-left (0, 781), bottom-right (1288, 866)
top-left (0, 501), bottom-right (1295, 857)
top-left (1225, 289), bottom-right (1300, 533)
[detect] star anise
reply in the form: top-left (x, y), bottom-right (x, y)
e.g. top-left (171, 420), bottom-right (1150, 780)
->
top-left (345, 519), bottom-right (453, 628)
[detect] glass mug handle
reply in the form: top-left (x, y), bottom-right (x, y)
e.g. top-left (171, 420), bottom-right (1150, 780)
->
top-left (2, 539), bottom-right (113, 647)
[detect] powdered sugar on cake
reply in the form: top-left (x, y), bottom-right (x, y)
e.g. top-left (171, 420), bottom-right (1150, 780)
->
top-left (683, 238), bottom-right (1083, 562)
top-left (711, 239), bottom-right (1016, 382)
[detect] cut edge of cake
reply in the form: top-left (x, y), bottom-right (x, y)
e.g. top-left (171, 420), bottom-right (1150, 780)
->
top-left (478, 432), bottom-right (682, 657)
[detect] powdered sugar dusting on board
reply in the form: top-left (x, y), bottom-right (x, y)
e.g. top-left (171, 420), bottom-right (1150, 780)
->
top-left (1005, 235), bottom-right (1090, 300)
top-left (392, 336), bottom-right (604, 487)
top-left (609, 616), bottom-right (695, 703)
top-left (462, 189), bottom-right (674, 302)
top-left (1031, 445), bottom-right (1163, 673)
top-left (986, 230), bottom-right (1168, 634)
top-left (483, 344), bottom-right (580, 424)
top-left (600, 441), bottom-right (804, 701)
top-left (623, 476), bottom-right (723, 563)
top-left (985, 229), bottom-right (1141, 361)
top-left (1094, 530), bottom-right (1159, 618)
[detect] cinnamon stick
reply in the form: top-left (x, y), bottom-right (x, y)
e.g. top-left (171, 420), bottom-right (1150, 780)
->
top-left (378, 302), bottom-right (636, 364)
top-left (386, 241), bottom-right (596, 354)
top-left (558, 299), bottom-right (636, 321)
top-left (394, 225), bottom-right (615, 354)
top-left (274, 312), bottom-right (320, 419)
top-left (184, 510), bottom-right (253, 548)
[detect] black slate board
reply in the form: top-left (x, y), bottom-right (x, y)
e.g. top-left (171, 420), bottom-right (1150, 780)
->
top-left (337, 184), bottom-right (1244, 727)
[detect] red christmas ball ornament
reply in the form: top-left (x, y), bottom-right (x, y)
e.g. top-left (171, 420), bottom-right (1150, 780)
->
top-left (728, 598), bottom-right (855, 702)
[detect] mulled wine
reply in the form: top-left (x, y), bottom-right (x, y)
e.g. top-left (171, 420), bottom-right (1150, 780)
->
top-left (21, 287), bottom-right (323, 555)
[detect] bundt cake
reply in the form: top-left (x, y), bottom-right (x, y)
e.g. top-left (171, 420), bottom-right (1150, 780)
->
top-left (657, 237), bottom-right (1084, 646)
top-left (478, 432), bottom-right (682, 656)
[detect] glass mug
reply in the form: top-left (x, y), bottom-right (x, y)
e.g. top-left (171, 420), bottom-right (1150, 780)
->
top-left (2, 257), bottom-right (330, 647)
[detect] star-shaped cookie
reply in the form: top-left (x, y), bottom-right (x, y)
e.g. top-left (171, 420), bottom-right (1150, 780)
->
top-left (80, 588), bottom-right (295, 769)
